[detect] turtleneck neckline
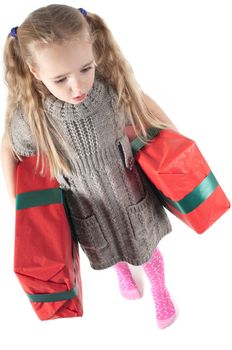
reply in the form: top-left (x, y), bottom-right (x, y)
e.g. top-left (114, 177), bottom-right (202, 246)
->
top-left (44, 75), bottom-right (117, 121)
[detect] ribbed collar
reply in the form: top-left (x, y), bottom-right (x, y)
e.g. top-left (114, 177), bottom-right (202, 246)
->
top-left (44, 75), bottom-right (115, 121)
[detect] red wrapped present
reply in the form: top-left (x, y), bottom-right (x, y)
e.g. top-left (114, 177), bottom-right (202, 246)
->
top-left (130, 128), bottom-right (230, 234)
top-left (14, 155), bottom-right (83, 320)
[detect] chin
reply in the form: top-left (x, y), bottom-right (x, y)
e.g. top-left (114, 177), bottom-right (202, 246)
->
top-left (70, 98), bottom-right (86, 105)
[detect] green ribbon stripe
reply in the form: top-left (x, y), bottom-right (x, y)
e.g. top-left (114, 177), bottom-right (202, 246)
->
top-left (16, 188), bottom-right (64, 210)
top-left (159, 171), bottom-right (218, 214)
top-left (131, 127), bottom-right (161, 156)
top-left (27, 286), bottom-right (78, 303)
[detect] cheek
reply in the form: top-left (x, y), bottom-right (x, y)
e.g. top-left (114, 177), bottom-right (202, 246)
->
top-left (78, 71), bottom-right (95, 91)
top-left (87, 69), bottom-right (96, 87)
top-left (43, 81), bottom-right (67, 98)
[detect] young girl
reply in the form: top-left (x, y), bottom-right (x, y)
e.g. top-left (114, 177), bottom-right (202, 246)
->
top-left (1, 4), bottom-right (178, 329)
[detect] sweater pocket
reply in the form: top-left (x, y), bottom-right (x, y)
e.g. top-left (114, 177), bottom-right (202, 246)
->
top-left (126, 190), bottom-right (156, 240)
top-left (72, 214), bottom-right (108, 250)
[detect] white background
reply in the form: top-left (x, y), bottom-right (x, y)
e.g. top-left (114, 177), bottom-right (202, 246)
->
top-left (0, 1), bottom-right (231, 349)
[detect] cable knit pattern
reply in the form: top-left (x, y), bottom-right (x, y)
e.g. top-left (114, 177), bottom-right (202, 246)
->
top-left (10, 75), bottom-right (172, 270)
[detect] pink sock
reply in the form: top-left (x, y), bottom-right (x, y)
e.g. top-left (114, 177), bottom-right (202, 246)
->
top-left (114, 262), bottom-right (142, 300)
top-left (142, 248), bottom-right (176, 329)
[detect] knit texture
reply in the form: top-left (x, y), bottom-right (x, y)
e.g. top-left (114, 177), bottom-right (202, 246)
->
top-left (10, 75), bottom-right (172, 270)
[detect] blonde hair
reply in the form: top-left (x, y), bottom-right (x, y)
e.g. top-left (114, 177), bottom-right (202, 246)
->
top-left (3, 4), bottom-right (169, 178)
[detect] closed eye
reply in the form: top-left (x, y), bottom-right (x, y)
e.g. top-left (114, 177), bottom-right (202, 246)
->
top-left (54, 66), bottom-right (93, 83)
top-left (55, 77), bottom-right (67, 84)
top-left (81, 66), bottom-right (92, 73)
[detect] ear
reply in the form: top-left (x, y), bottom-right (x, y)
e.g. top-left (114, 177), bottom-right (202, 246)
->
top-left (27, 63), bottom-right (41, 80)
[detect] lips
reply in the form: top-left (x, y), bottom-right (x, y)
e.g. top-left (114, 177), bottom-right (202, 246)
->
top-left (73, 93), bottom-right (86, 101)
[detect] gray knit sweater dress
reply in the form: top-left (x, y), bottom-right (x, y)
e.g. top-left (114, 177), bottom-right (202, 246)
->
top-left (10, 76), bottom-right (172, 270)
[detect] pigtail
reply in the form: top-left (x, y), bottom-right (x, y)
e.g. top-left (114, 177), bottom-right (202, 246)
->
top-left (3, 35), bottom-right (29, 158)
top-left (4, 35), bottom-right (28, 104)
top-left (86, 13), bottom-right (170, 142)
top-left (3, 33), bottom-right (72, 178)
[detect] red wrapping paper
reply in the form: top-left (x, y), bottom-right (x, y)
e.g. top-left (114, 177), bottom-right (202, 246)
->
top-left (14, 155), bottom-right (83, 320)
top-left (129, 128), bottom-right (230, 233)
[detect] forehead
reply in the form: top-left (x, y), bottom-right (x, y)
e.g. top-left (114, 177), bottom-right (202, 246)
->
top-left (32, 38), bottom-right (94, 74)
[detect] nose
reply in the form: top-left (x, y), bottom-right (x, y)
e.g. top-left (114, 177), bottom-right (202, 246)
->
top-left (70, 76), bottom-right (84, 97)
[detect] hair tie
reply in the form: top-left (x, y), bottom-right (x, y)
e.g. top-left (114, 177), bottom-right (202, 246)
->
top-left (78, 8), bottom-right (87, 16)
top-left (10, 26), bottom-right (18, 38)
top-left (9, 10), bottom-right (87, 38)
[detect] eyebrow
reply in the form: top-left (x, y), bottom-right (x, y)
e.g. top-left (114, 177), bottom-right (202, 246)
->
top-left (50, 60), bottom-right (94, 80)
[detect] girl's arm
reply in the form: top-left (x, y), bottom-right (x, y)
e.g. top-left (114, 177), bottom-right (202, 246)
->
top-left (1, 134), bottom-right (19, 206)
top-left (125, 92), bottom-right (179, 142)
top-left (142, 92), bottom-right (179, 132)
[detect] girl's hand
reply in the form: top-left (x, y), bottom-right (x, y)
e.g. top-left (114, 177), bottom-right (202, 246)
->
top-left (11, 197), bottom-right (16, 207)
top-left (125, 125), bottom-right (137, 142)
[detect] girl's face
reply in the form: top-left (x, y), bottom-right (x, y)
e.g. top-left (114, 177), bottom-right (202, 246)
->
top-left (28, 37), bottom-right (96, 105)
